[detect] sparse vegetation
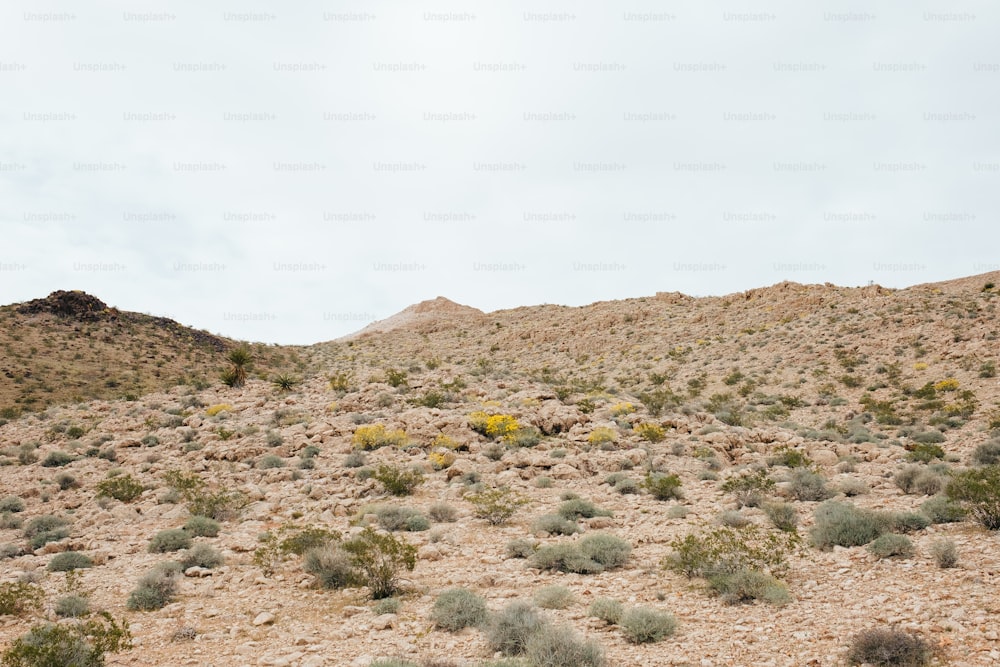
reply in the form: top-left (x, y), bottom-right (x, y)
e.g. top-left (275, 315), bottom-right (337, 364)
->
top-left (846, 627), bottom-right (931, 666)
top-left (1, 612), bottom-right (131, 667)
top-left (95, 474), bottom-right (144, 502)
top-left (619, 607), bottom-right (677, 644)
top-left (430, 588), bottom-right (488, 631)
top-left (466, 487), bottom-right (529, 526)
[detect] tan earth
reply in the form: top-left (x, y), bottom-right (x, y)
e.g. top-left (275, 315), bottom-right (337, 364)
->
top-left (1, 273), bottom-right (1000, 667)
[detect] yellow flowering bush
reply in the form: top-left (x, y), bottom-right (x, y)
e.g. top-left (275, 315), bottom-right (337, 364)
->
top-left (914, 362), bottom-right (928, 371)
top-left (588, 427), bottom-right (618, 446)
top-left (468, 411), bottom-right (521, 439)
top-left (634, 422), bottom-right (666, 443)
top-left (205, 404), bottom-right (233, 417)
top-left (432, 434), bottom-right (460, 450)
top-left (610, 402), bottom-right (635, 417)
top-left (428, 450), bottom-right (456, 470)
top-left (934, 378), bottom-right (960, 392)
top-left (353, 424), bottom-right (408, 450)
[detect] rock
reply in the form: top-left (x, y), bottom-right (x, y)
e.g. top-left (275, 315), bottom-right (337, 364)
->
top-left (371, 614), bottom-right (397, 631)
top-left (809, 449), bottom-right (839, 467)
top-left (252, 612), bottom-right (276, 626)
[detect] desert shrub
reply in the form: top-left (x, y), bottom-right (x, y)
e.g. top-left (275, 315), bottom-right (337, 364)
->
top-left (588, 598), bottom-right (623, 625)
top-left (47, 551), bottom-right (94, 572)
top-left (1, 513), bottom-right (23, 530)
top-left (706, 569), bottom-right (790, 605)
top-left (0, 581), bottom-right (43, 616)
top-left (664, 525), bottom-right (798, 579)
top-left (344, 451), bottom-right (367, 468)
top-left (557, 499), bottom-right (610, 521)
top-left (0, 496), bottom-right (24, 513)
top-left (971, 439), bottom-right (1000, 466)
top-left (619, 607), bottom-right (677, 644)
top-left (55, 473), bottom-right (78, 491)
top-left (279, 527), bottom-right (340, 555)
top-left (505, 538), bottom-right (538, 559)
top-left (505, 426), bottom-right (542, 448)
top-left (930, 539), bottom-right (958, 568)
top-left (180, 543), bottom-right (224, 569)
top-left (866, 534), bottom-right (915, 559)
top-left (838, 477), bottom-right (870, 497)
top-left (361, 505), bottom-right (429, 532)
top-left (148, 529), bottom-right (192, 553)
top-left (768, 447), bottom-right (811, 468)
top-left (920, 495), bottom-right (966, 523)
top-left (341, 527), bottom-right (417, 599)
top-left (428, 503), bottom-right (458, 523)
top-left (126, 562), bottom-right (181, 611)
top-left (41, 451), bottom-right (73, 467)
top-left (810, 502), bottom-right (885, 549)
top-left (430, 588), bottom-right (488, 631)
top-left (613, 477), bottom-right (640, 494)
top-left (257, 455), bottom-right (285, 469)
top-left (894, 465), bottom-right (944, 496)
top-left (588, 427), bottom-right (617, 446)
top-left (485, 601), bottom-right (545, 656)
top-left (718, 510), bottom-right (751, 528)
top-left (846, 627), bottom-right (931, 666)
top-left (633, 422), bottom-right (665, 443)
top-left (531, 544), bottom-right (603, 575)
top-left (907, 442), bottom-right (944, 463)
top-left (0, 543), bottom-right (23, 559)
top-left (303, 545), bottom-right (357, 590)
top-left (95, 475), bottom-right (144, 503)
top-left (643, 472), bottom-right (682, 501)
top-left (762, 501), bottom-right (798, 532)
top-left (721, 469), bottom-right (774, 507)
top-left (524, 624), bottom-right (605, 667)
top-left (0, 612), bottom-right (131, 667)
top-left (533, 585), bottom-right (574, 609)
top-left (353, 424), bottom-right (408, 450)
top-left (23, 515), bottom-right (70, 549)
top-left (373, 465), bottom-right (424, 496)
top-left (578, 533), bottom-right (631, 569)
top-left (163, 470), bottom-right (246, 521)
top-left (55, 594), bottom-right (90, 618)
top-left (533, 514), bottom-right (579, 536)
top-left (466, 487), bottom-right (529, 526)
top-left (372, 597), bottom-right (400, 615)
top-left (183, 516), bottom-right (220, 537)
top-left (946, 464), bottom-right (1000, 529)
top-left (887, 512), bottom-right (930, 533)
top-left (788, 468), bottom-right (832, 501)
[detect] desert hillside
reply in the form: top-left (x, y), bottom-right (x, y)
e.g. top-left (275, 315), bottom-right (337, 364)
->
top-left (1, 274), bottom-right (999, 667)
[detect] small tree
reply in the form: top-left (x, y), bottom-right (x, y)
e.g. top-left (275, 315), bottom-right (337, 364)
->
top-left (341, 527), bottom-right (416, 599)
top-left (465, 486), bottom-right (529, 526)
top-left (222, 346), bottom-right (253, 388)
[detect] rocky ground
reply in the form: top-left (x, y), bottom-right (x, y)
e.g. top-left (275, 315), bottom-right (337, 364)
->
top-left (1, 274), bottom-right (999, 666)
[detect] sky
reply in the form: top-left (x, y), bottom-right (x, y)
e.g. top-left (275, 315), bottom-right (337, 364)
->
top-left (1, 1), bottom-right (998, 345)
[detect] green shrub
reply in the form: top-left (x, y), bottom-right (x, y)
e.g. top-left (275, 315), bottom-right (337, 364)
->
top-left (148, 529), bottom-right (192, 553)
top-left (303, 545), bottom-right (357, 590)
top-left (946, 465), bottom-right (1000, 529)
top-left (533, 585), bottom-right (574, 609)
top-left (0, 496), bottom-right (24, 513)
top-left (359, 505), bottom-right (429, 532)
top-left (930, 539), bottom-right (958, 568)
top-left (344, 451), bottom-right (366, 468)
top-left (810, 502), bottom-right (885, 549)
top-left (920, 495), bottom-right (966, 523)
top-left (54, 594), bottom-right (90, 619)
top-left (578, 533), bottom-right (631, 569)
top-left (55, 474), bottom-right (78, 491)
top-left (0, 513), bottom-right (22, 530)
top-left (466, 487), bottom-right (529, 526)
top-left (866, 534), bottom-right (914, 559)
top-left (126, 562), bottom-right (181, 611)
top-left (0, 581), bottom-right (43, 616)
top-left (0, 612), bottom-right (131, 667)
top-left (761, 501), bottom-right (798, 532)
top-left (372, 597), bottom-right (400, 615)
top-left (664, 525), bottom-right (798, 579)
top-left (887, 512), bottom-right (930, 533)
top-left (47, 551), bottom-right (94, 572)
top-left (787, 468), bottom-right (832, 501)
top-left (721, 469), bottom-right (774, 507)
top-left (768, 447), bottom-right (811, 468)
top-left (485, 601), bottom-right (545, 656)
top-left (619, 607), bottom-right (677, 643)
top-left (95, 475), bottom-right (144, 503)
top-left (643, 472), bottom-right (682, 501)
top-left (846, 627), bottom-right (931, 666)
top-left (524, 624), bottom-right (605, 667)
top-left (532, 514), bottom-right (578, 536)
top-left (341, 527), bottom-right (417, 599)
top-left (971, 439), bottom-right (1000, 466)
top-left (505, 538), bottom-right (537, 559)
top-left (719, 510), bottom-right (750, 528)
top-left (278, 527), bottom-right (341, 556)
top-left (23, 515), bottom-right (70, 549)
top-left (556, 499), bottom-right (610, 521)
top-left (587, 598), bottom-right (623, 625)
top-left (163, 470), bottom-right (246, 521)
top-left (41, 451), bottom-right (73, 467)
top-left (706, 568), bottom-right (790, 605)
top-left (257, 455), bottom-right (285, 469)
top-left (183, 516), bottom-right (220, 537)
top-left (894, 465), bottom-right (945, 496)
top-left (531, 544), bottom-right (603, 574)
top-left (907, 442), bottom-right (944, 463)
top-left (180, 543), bottom-right (224, 569)
top-left (373, 465), bottom-right (424, 496)
top-left (430, 588), bottom-right (488, 631)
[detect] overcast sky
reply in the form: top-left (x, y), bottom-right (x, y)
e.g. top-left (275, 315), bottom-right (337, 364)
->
top-left (2, 1), bottom-right (998, 344)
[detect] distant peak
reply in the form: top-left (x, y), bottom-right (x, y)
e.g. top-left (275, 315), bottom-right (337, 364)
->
top-left (405, 296), bottom-right (481, 315)
top-left (340, 297), bottom-right (482, 339)
top-left (16, 290), bottom-right (113, 321)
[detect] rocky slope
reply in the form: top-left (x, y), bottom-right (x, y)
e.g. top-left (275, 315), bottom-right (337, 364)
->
top-left (1, 274), bottom-right (999, 667)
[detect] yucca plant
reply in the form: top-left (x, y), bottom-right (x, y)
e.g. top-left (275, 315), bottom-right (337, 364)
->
top-left (222, 346), bottom-right (253, 388)
top-left (272, 375), bottom-right (298, 392)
